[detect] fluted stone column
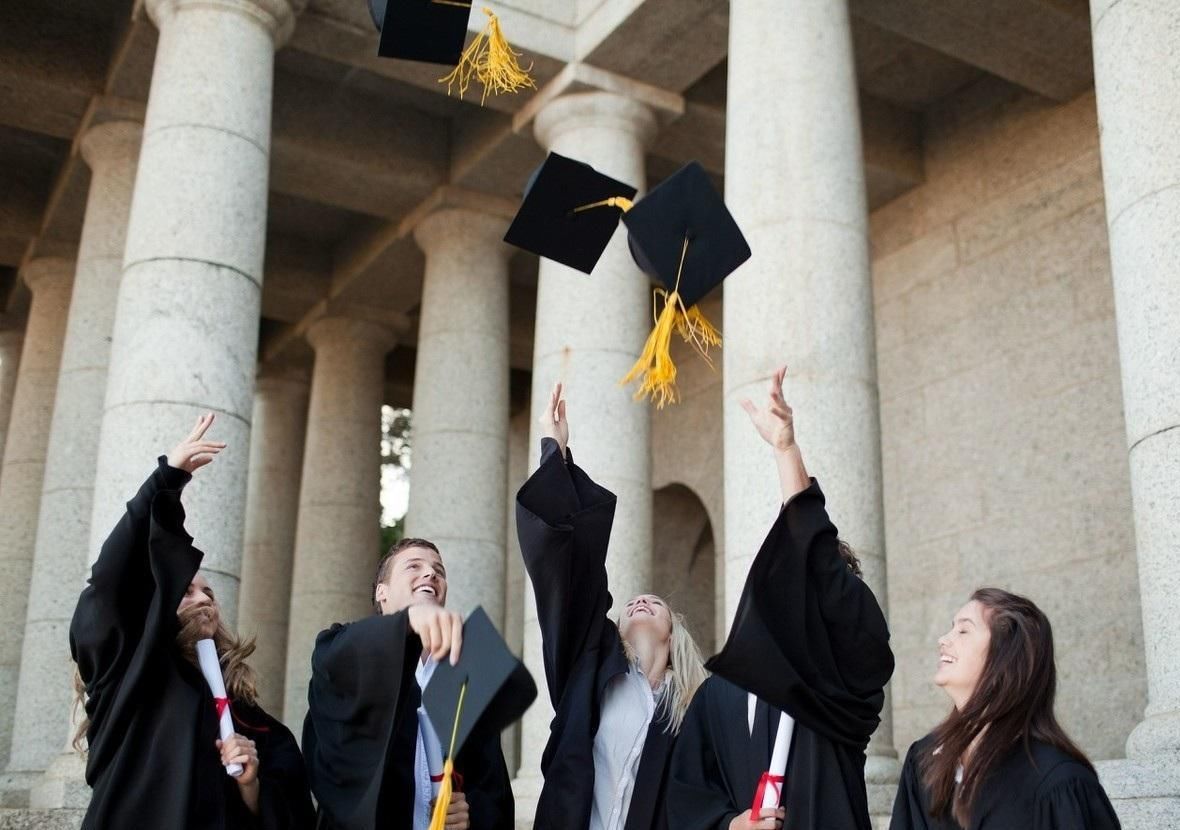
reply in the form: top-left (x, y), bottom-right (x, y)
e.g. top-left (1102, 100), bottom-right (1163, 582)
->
top-left (4, 122), bottom-right (142, 793)
top-left (238, 365), bottom-right (310, 716)
top-left (283, 317), bottom-right (395, 732)
top-left (513, 90), bottom-right (657, 806)
top-left (0, 259), bottom-right (74, 769)
top-left (723, 0), bottom-right (897, 813)
top-left (405, 208), bottom-right (511, 626)
top-left (1090, 1), bottom-right (1180, 824)
top-left (87, 0), bottom-right (303, 629)
top-left (0, 331), bottom-right (22, 469)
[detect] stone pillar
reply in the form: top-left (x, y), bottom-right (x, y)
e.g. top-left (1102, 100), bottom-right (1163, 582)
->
top-left (0, 330), bottom-right (22, 469)
top-left (4, 121), bottom-right (142, 794)
top-left (237, 365), bottom-right (310, 716)
top-left (723, 0), bottom-right (897, 813)
top-left (1090, 1), bottom-right (1180, 824)
top-left (0, 259), bottom-right (74, 769)
top-left (283, 317), bottom-right (395, 732)
top-left (86, 0), bottom-right (302, 628)
top-left (405, 208), bottom-right (511, 626)
top-left (513, 90), bottom-right (657, 807)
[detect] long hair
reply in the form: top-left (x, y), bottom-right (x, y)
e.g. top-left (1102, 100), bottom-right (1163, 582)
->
top-left (72, 609), bottom-right (259, 753)
top-left (621, 600), bottom-right (709, 735)
top-left (919, 588), bottom-right (1092, 826)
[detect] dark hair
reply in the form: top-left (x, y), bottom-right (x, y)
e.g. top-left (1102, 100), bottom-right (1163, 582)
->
top-left (372, 537), bottom-right (441, 612)
top-left (920, 588), bottom-right (1092, 826)
top-left (836, 539), bottom-right (862, 577)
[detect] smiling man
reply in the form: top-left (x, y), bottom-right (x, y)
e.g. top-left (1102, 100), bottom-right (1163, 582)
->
top-left (303, 538), bottom-right (514, 830)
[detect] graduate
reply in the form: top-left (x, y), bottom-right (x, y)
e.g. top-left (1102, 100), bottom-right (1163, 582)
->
top-left (71, 414), bottom-right (315, 830)
top-left (667, 367), bottom-right (895, 830)
top-left (516, 382), bottom-right (710, 830)
top-left (303, 537), bottom-right (514, 830)
top-left (890, 588), bottom-right (1121, 829)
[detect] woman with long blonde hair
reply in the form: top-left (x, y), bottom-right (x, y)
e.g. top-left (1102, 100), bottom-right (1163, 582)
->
top-left (517, 383), bottom-right (709, 830)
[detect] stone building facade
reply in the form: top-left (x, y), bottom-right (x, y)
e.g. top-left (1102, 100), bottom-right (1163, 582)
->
top-left (0, 0), bottom-right (1176, 827)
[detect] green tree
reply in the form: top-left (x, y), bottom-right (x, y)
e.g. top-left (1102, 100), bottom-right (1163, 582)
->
top-left (380, 406), bottom-right (412, 555)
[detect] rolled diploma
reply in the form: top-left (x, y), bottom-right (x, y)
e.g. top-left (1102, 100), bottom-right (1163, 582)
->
top-left (196, 639), bottom-right (244, 777)
top-left (418, 708), bottom-right (445, 801)
top-left (755, 713), bottom-right (794, 817)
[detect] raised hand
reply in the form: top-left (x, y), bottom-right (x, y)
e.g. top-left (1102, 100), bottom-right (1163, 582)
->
top-left (538, 381), bottom-right (569, 457)
top-left (740, 366), bottom-right (795, 453)
top-left (167, 413), bottom-right (226, 473)
top-left (407, 603), bottom-right (464, 666)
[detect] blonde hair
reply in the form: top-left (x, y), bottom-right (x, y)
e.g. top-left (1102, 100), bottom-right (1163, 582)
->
top-left (622, 600), bottom-right (709, 735)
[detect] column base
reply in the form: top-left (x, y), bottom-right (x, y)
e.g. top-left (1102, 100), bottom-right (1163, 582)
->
top-left (510, 772), bottom-right (543, 830)
top-left (865, 754), bottom-right (901, 829)
top-left (27, 753), bottom-right (89, 811)
top-left (1097, 756), bottom-right (1180, 829)
top-left (0, 773), bottom-right (34, 809)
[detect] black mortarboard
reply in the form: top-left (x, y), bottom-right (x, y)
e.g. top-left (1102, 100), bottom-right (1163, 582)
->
top-left (369, 0), bottom-right (472, 66)
top-left (621, 161), bottom-right (751, 309)
top-left (504, 152), bottom-right (639, 275)
top-left (422, 607), bottom-right (537, 761)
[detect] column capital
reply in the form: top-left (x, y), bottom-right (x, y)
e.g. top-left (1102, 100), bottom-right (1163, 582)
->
top-left (80, 121), bottom-right (143, 172)
top-left (534, 91), bottom-right (659, 155)
top-left (305, 315), bottom-right (398, 356)
top-left (19, 258), bottom-right (74, 295)
top-left (146, 0), bottom-right (307, 46)
top-left (413, 207), bottom-right (513, 263)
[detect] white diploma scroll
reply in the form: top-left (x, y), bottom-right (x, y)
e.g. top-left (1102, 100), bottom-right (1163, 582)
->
top-left (419, 708), bottom-right (445, 800)
top-left (195, 639), bottom-right (244, 778)
top-left (754, 712), bottom-right (794, 818)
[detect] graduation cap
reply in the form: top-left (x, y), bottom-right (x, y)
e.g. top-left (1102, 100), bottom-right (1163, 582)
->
top-left (503, 152), bottom-right (639, 274)
top-left (422, 606), bottom-right (537, 830)
top-left (367, 0), bottom-right (535, 104)
top-left (618, 161), bottom-right (751, 407)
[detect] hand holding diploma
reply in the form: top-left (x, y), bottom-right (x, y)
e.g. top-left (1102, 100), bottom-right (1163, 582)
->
top-left (196, 638), bottom-right (243, 777)
top-left (753, 714), bottom-right (794, 820)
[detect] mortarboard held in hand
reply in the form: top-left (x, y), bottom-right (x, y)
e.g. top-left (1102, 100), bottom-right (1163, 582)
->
top-left (421, 607), bottom-right (537, 830)
top-left (367, 0), bottom-right (535, 104)
top-left (503, 152), bottom-right (639, 274)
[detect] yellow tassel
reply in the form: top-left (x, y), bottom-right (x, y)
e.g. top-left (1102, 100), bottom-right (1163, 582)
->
top-left (439, 8), bottom-right (536, 105)
top-left (428, 758), bottom-right (454, 830)
top-left (619, 291), bottom-right (723, 408)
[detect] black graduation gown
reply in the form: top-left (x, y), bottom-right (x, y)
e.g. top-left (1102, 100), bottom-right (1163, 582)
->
top-left (890, 734), bottom-right (1122, 830)
top-left (668, 478), bottom-right (895, 830)
top-left (71, 458), bottom-right (315, 830)
top-left (303, 611), bottom-right (514, 830)
top-left (516, 438), bottom-right (673, 830)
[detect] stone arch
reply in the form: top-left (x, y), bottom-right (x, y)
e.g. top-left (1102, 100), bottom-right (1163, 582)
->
top-left (651, 483), bottom-right (717, 655)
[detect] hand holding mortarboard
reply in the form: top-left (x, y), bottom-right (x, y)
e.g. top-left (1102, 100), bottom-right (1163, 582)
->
top-left (407, 603), bottom-right (465, 665)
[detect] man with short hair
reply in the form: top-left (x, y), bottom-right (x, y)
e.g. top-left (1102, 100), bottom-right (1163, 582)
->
top-left (304, 537), bottom-right (514, 830)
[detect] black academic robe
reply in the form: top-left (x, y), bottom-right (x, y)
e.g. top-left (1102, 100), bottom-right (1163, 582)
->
top-left (303, 611), bottom-right (514, 830)
top-left (516, 438), bottom-right (673, 830)
top-left (890, 734), bottom-right (1122, 830)
top-left (668, 478), bottom-right (895, 830)
top-left (71, 458), bottom-right (315, 830)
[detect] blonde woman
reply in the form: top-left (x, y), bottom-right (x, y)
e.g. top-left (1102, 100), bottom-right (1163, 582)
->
top-left (517, 383), bottom-right (709, 830)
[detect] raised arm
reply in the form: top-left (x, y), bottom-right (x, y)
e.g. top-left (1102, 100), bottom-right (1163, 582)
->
top-left (516, 383), bottom-right (617, 706)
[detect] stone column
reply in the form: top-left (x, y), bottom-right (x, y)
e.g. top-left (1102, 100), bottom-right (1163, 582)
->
top-left (513, 90), bottom-right (657, 804)
top-left (405, 208), bottom-right (511, 626)
top-left (4, 121), bottom-right (142, 792)
top-left (0, 259), bottom-right (74, 768)
top-left (237, 365), bottom-right (310, 716)
top-left (723, 0), bottom-right (897, 812)
top-left (86, 0), bottom-right (302, 628)
top-left (283, 316), bottom-right (395, 732)
top-left (1090, 1), bottom-right (1180, 823)
top-left (0, 330), bottom-right (22, 469)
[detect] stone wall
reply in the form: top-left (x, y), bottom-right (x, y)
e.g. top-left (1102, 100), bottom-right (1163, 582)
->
top-left (871, 80), bottom-right (1145, 760)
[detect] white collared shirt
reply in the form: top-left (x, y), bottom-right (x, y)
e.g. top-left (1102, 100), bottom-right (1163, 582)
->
top-left (414, 657), bottom-right (443, 830)
top-left (589, 664), bottom-right (668, 830)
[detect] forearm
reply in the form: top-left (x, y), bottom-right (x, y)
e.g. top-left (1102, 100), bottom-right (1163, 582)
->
top-left (774, 444), bottom-right (809, 503)
top-left (238, 780), bottom-right (260, 815)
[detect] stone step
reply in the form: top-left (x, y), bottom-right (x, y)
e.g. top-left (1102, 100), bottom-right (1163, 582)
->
top-left (0, 809), bottom-right (83, 830)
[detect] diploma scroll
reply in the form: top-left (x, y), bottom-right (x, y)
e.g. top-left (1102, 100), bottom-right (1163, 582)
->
top-left (752, 711), bottom-right (794, 819)
top-left (419, 708), bottom-right (445, 800)
top-left (196, 639), bottom-right (244, 778)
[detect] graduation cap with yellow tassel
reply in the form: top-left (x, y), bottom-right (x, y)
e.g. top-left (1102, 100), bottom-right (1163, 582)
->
top-left (367, 0), bottom-right (535, 104)
top-left (421, 607), bottom-right (537, 830)
top-left (504, 155), bottom-right (751, 407)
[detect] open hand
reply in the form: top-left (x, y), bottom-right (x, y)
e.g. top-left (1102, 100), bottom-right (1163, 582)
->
top-left (729, 807), bottom-right (785, 830)
top-left (539, 382), bottom-right (569, 457)
top-left (167, 413), bottom-right (226, 473)
top-left (740, 366), bottom-right (795, 453)
top-left (407, 604), bottom-right (464, 666)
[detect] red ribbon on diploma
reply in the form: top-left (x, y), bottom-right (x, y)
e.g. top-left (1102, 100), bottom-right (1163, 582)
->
top-left (751, 772), bottom-right (785, 820)
top-left (214, 696), bottom-right (230, 719)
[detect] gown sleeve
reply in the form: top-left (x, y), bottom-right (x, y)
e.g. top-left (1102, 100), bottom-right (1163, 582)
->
top-left (706, 479), bottom-right (894, 748)
top-left (1034, 761), bottom-right (1122, 830)
top-left (516, 437), bottom-right (617, 706)
top-left (250, 709), bottom-right (318, 830)
top-left (458, 727), bottom-right (514, 830)
top-left (666, 682), bottom-right (743, 830)
top-left (888, 741), bottom-right (932, 830)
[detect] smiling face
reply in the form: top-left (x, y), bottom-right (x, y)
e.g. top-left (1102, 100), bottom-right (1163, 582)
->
top-left (374, 545), bottom-right (448, 615)
top-left (176, 572), bottom-right (220, 639)
top-left (934, 599), bottom-right (992, 708)
top-left (618, 594), bottom-right (673, 645)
